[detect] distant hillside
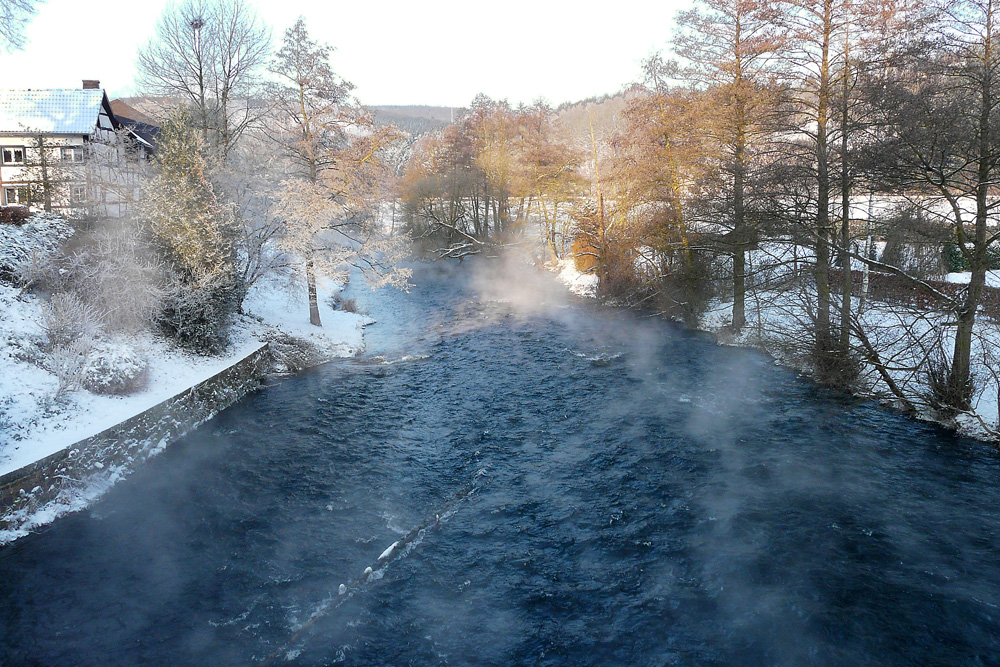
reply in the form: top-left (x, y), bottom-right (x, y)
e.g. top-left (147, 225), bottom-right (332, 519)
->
top-left (556, 94), bottom-right (630, 144)
top-left (371, 105), bottom-right (459, 137)
top-left (371, 105), bottom-right (457, 123)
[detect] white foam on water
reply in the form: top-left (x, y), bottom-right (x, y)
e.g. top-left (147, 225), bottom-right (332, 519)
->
top-left (378, 541), bottom-right (399, 561)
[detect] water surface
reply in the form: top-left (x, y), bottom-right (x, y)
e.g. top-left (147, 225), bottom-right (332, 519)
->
top-left (1, 259), bottom-right (999, 666)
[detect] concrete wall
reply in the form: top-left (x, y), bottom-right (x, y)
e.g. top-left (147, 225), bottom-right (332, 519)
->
top-left (0, 344), bottom-right (271, 534)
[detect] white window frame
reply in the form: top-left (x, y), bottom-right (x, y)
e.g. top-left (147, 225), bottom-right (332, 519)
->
top-left (3, 186), bottom-right (30, 206)
top-left (70, 184), bottom-right (87, 203)
top-left (61, 146), bottom-right (85, 164)
top-left (1, 146), bottom-right (25, 165)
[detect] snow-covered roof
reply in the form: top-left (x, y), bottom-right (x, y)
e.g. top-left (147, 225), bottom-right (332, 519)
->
top-left (0, 89), bottom-right (107, 135)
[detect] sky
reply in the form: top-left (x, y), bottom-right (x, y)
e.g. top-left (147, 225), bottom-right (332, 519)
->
top-left (0, 0), bottom-right (691, 108)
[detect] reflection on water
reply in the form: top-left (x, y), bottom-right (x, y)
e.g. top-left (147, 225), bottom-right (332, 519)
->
top-left (2, 257), bottom-right (1000, 666)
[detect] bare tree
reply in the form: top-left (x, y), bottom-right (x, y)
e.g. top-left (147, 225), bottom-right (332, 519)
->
top-left (674, 0), bottom-right (784, 330)
top-left (0, 0), bottom-right (41, 51)
top-left (865, 0), bottom-right (1000, 411)
top-left (214, 145), bottom-right (291, 292)
top-left (21, 132), bottom-right (65, 213)
top-left (775, 0), bottom-right (853, 376)
top-left (136, 0), bottom-right (270, 159)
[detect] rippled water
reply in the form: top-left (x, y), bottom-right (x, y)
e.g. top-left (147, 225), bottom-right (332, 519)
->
top-left (2, 259), bottom-right (1000, 666)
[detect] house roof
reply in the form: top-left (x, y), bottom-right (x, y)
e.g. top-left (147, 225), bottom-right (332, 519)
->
top-left (109, 99), bottom-right (158, 127)
top-left (109, 99), bottom-right (160, 151)
top-left (0, 89), bottom-right (109, 135)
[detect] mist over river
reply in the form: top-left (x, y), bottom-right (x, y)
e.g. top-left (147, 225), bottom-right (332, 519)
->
top-left (2, 258), bottom-right (1000, 666)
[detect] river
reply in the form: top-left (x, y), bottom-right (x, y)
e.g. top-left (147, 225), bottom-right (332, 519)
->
top-left (1, 258), bottom-right (999, 666)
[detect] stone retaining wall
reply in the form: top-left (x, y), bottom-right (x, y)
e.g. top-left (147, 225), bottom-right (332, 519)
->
top-left (0, 344), bottom-right (271, 536)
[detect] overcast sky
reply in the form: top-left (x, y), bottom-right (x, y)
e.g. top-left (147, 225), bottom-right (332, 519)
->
top-left (0, 0), bottom-right (691, 107)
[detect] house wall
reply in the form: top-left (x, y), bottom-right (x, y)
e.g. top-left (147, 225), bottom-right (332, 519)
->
top-left (0, 135), bottom-right (88, 211)
top-left (0, 131), bottom-right (147, 218)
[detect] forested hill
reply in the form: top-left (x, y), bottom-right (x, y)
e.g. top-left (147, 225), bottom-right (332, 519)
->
top-left (555, 93), bottom-right (629, 143)
top-left (371, 95), bottom-right (630, 140)
top-left (371, 105), bottom-right (455, 136)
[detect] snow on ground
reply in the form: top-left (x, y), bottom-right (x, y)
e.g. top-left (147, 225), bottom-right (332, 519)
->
top-left (241, 273), bottom-right (373, 360)
top-left (0, 275), bottom-right (371, 478)
top-left (554, 259), bottom-right (599, 298)
top-left (944, 270), bottom-right (1000, 288)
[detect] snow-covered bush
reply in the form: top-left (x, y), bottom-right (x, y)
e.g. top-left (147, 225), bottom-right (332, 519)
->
top-left (156, 273), bottom-right (244, 355)
top-left (83, 342), bottom-right (149, 395)
top-left (42, 292), bottom-right (101, 350)
top-left (0, 213), bottom-right (74, 284)
top-left (5, 331), bottom-right (47, 367)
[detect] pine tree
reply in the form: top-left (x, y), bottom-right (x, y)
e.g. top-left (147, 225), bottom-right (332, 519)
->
top-left (139, 107), bottom-right (235, 282)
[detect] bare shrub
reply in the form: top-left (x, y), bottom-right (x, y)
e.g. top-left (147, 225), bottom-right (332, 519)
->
top-left (17, 248), bottom-right (70, 293)
top-left (331, 295), bottom-right (363, 314)
top-left (812, 338), bottom-right (862, 390)
top-left (877, 207), bottom-right (950, 280)
top-left (66, 221), bottom-right (166, 334)
top-left (652, 250), bottom-right (715, 326)
top-left (571, 235), bottom-right (600, 274)
top-left (924, 342), bottom-right (978, 416)
top-left (0, 206), bottom-right (31, 224)
top-left (42, 293), bottom-right (101, 350)
top-left (263, 331), bottom-right (323, 373)
top-left (49, 338), bottom-right (93, 397)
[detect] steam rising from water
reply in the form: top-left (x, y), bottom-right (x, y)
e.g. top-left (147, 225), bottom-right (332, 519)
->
top-left (2, 254), bottom-right (998, 665)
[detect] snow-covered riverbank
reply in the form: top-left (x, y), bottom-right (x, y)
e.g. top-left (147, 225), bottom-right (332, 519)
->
top-left (553, 258), bottom-right (1000, 443)
top-left (0, 275), bottom-right (371, 479)
top-left (697, 290), bottom-right (1000, 442)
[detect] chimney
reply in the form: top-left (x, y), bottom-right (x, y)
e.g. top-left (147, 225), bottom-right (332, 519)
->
top-left (82, 79), bottom-right (100, 90)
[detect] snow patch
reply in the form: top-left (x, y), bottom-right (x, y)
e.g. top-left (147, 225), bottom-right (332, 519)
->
top-left (944, 271), bottom-right (1000, 289)
top-left (554, 259), bottom-right (599, 298)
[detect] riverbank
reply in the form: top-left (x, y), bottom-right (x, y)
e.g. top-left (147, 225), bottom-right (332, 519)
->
top-left (0, 275), bottom-right (372, 543)
top-left (552, 258), bottom-right (1000, 443)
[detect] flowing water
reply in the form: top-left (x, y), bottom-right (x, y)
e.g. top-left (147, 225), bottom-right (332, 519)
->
top-left (2, 258), bottom-right (1000, 666)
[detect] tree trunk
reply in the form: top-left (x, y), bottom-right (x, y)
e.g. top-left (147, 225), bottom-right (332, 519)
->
top-left (839, 62), bottom-right (853, 355)
top-left (948, 21), bottom-right (995, 411)
top-left (814, 0), bottom-right (834, 366)
top-left (733, 138), bottom-right (747, 331)
top-left (306, 254), bottom-right (322, 327)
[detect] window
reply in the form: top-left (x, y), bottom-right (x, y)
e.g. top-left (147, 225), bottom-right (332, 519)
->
top-left (70, 184), bottom-right (87, 203)
top-left (61, 146), bottom-right (85, 163)
top-left (1, 146), bottom-right (25, 165)
top-left (3, 186), bottom-right (30, 206)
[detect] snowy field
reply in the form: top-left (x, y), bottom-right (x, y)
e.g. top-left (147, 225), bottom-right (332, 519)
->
top-left (0, 275), bottom-right (371, 478)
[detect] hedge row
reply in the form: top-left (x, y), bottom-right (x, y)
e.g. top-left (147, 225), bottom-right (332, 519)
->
top-left (829, 268), bottom-right (1000, 322)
